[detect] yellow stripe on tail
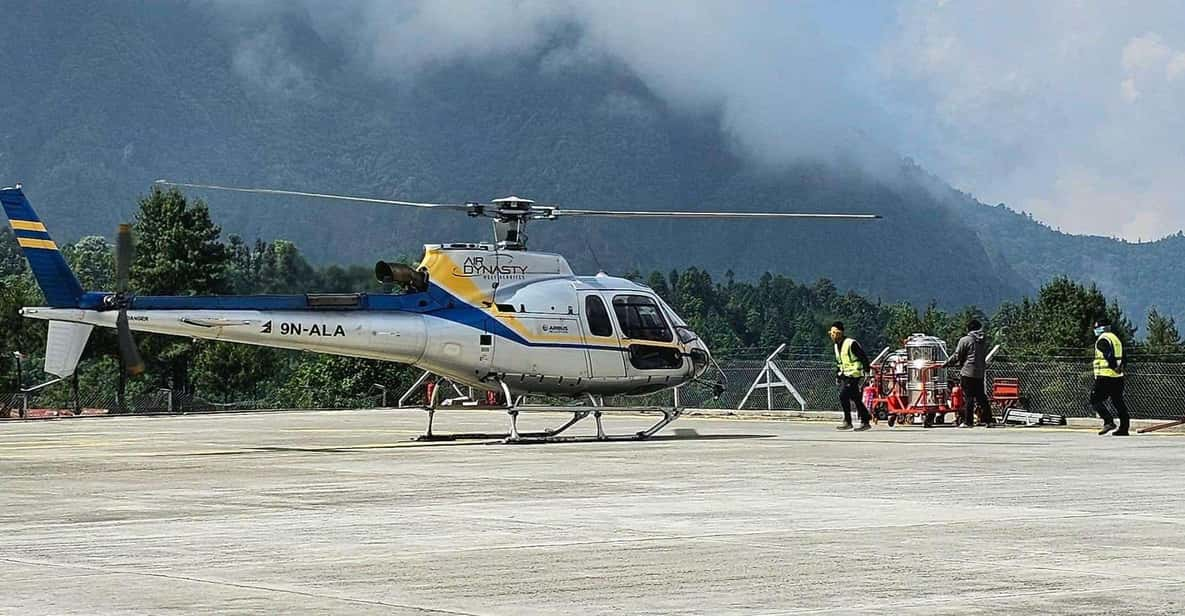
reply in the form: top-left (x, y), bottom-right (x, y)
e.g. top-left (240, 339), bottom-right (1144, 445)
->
top-left (17, 238), bottom-right (58, 250)
top-left (9, 220), bottom-right (48, 232)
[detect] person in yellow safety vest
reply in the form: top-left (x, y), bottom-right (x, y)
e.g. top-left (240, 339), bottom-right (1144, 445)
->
top-left (829, 321), bottom-right (872, 431)
top-left (1091, 316), bottom-right (1130, 436)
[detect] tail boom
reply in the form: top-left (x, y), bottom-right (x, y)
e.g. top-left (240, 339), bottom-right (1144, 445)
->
top-left (21, 307), bottom-right (430, 365)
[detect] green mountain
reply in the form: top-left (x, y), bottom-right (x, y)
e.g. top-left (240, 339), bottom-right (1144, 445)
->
top-left (919, 168), bottom-right (1185, 329)
top-left (0, 1), bottom-right (1175, 323)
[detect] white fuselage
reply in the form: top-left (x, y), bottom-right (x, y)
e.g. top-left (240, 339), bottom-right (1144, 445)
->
top-left (23, 246), bottom-right (710, 396)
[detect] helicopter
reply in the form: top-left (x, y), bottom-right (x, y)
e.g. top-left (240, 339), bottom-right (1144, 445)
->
top-left (1, 181), bottom-right (878, 441)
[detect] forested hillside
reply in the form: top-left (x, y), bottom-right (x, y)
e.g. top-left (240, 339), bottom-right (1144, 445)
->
top-left (0, 0), bottom-right (1181, 321)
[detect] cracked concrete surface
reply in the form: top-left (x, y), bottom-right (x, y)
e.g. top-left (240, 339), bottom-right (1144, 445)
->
top-left (1, 409), bottom-right (1182, 614)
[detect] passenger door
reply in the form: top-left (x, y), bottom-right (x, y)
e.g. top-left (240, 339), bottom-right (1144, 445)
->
top-left (579, 292), bottom-right (626, 378)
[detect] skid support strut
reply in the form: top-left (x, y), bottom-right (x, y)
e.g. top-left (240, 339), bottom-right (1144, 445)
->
top-left (411, 381), bottom-right (684, 442)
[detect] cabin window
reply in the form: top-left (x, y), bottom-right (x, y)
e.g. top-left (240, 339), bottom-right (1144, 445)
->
top-left (611, 295), bottom-right (672, 342)
top-left (586, 295), bottom-right (614, 337)
top-left (627, 344), bottom-right (683, 370)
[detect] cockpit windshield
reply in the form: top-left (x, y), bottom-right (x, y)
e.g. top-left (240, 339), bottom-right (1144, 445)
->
top-left (655, 296), bottom-right (699, 344)
top-left (612, 295), bottom-right (673, 342)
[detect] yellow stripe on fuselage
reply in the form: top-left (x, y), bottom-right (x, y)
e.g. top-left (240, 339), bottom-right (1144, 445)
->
top-left (17, 238), bottom-right (57, 250)
top-left (421, 249), bottom-right (683, 350)
top-left (423, 250), bottom-right (596, 344)
top-left (9, 220), bottom-right (47, 232)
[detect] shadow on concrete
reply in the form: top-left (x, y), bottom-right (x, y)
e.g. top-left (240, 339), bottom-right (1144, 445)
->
top-left (168, 429), bottom-right (774, 456)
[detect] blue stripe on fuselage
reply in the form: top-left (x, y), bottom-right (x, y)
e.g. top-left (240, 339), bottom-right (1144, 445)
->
top-left (422, 285), bottom-right (624, 352)
top-left (94, 283), bottom-right (622, 352)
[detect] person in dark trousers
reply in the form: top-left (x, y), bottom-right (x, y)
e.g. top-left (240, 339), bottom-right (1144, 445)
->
top-left (944, 319), bottom-right (994, 428)
top-left (829, 321), bottom-right (871, 431)
top-left (1091, 316), bottom-right (1130, 436)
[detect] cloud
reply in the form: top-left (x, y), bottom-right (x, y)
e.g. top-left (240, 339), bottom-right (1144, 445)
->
top-left (1120, 32), bottom-right (1185, 101)
top-left (230, 26), bottom-right (316, 98)
top-left (218, 0), bottom-right (896, 171)
top-left (215, 1), bottom-right (1185, 240)
top-left (1121, 78), bottom-right (1141, 102)
top-left (881, 1), bottom-right (1185, 239)
top-left (1170, 53), bottom-right (1185, 80)
top-left (1122, 32), bottom-right (1173, 73)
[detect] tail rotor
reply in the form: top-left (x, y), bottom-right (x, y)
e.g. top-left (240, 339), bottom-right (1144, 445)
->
top-left (111, 224), bottom-right (144, 377)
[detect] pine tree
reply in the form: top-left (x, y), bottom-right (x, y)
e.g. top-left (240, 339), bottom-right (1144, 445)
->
top-left (63, 235), bottom-right (114, 291)
top-left (1145, 307), bottom-right (1183, 357)
top-left (0, 227), bottom-right (28, 277)
top-left (130, 187), bottom-right (230, 394)
top-left (131, 187), bottom-right (228, 296)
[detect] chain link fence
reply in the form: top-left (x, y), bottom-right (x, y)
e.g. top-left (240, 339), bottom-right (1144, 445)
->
top-left (711, 356), bottom-right (1185, 419)
top-left (4, 354), bottom-right (1184, 420)
top-left (609, 355), bottom-right (1185, 420)
top-left (1, 387), bottom-right (386, 419)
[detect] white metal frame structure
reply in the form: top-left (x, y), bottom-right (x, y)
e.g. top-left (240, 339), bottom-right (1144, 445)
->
top-left (736, 344), bottom-right (806, 411)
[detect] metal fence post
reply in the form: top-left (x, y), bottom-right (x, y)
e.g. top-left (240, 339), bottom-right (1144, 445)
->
top-left (72, 373), bottom-right (80, 415)
top-left (372, 384), bottom-right (388, 407)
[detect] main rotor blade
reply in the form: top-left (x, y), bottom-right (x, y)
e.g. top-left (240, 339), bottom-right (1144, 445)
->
top-left (554, 209), bottom-right (881, 220)
top-left (155, 180), bottom-right (473, 212)
top-left (115, 223), bottom-right (133, 293)
top-left (116, 310), bottom-right (145, 377)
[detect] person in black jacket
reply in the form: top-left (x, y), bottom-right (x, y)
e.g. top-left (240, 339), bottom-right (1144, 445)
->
top-left (1091, 317), bottom-right (1129, 436)
top-left (944, 319), bottom-right (994, 428)
top-left (829, 322), bottom-right (872, 431)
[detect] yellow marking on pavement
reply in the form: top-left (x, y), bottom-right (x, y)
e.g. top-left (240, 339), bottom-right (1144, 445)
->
top-left (122, 442), bottom-right (429, 456)
top-left (281, 428), bottom-right (423, 434)
top-left (345, 441), bottom-right (439, 448)
top-left (129, 449), bottom-right (245, 457)
top-left (0, 441), bottom-right (119, 450)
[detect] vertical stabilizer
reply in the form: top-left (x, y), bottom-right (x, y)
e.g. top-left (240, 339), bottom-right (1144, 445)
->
top-left (0, 185), bottom-right (85, 307)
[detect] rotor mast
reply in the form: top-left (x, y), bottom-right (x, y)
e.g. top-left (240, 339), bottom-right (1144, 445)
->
top-left (483, 196), bottom-right (540, 250)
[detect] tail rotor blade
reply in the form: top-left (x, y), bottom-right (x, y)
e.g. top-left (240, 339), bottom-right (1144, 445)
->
top-left (116, 310), bottom-right (145, 377)
top-left (115, 223), bottom-right (134, 293)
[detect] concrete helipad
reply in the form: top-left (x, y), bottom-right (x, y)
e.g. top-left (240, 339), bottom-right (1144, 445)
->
top-left (1, 409), bottom-right (1183, 615)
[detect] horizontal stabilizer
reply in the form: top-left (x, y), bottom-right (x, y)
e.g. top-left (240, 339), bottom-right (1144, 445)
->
top-left (44, 320), bottom-right (93, 378)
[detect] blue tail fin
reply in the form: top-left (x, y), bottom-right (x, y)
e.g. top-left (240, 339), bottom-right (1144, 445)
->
top-left (0, 185), bottom-right (84, 308)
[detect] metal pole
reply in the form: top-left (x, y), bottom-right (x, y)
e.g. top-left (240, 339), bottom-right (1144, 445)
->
top-left (13, 353), bottom-right (24, 418)
top-left (72, 372), bottom-right (80, 415)
top-left (766, 362), bottom-right (773, 410)
top-left (371, 384), bottom-right (388, 407)
top-left (117, 359), bottom-right (126, 414)
top-left (398, 370), bottom-right (432, 407)
top-left (764, 344), bottom-right (785, 412)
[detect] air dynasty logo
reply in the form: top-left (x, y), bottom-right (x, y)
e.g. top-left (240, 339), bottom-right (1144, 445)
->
top-left (456, 255), bottom-right (528, 280)
top-left (261, 320), bottom-right (346, 337)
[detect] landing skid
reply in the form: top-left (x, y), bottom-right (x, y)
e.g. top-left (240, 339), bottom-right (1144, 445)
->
top-left (410, 386), bottom-right (684, 443)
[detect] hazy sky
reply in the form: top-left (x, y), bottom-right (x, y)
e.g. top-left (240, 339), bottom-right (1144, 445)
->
top-left (227, 0), bottom-right (1185, 240)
